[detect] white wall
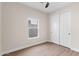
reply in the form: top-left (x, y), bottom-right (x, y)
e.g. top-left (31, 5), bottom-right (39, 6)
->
top-left (70, 3), bottom-right (79, 51)
top-left (2, 2), bottom-right (49, 54)
top-left (0, 2), bottom-right (2, 55)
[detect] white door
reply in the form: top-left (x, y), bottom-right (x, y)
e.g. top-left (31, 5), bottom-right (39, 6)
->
top-left (60, 11), bottom-right (71, 48)
top-left (50, 14), bottom-right (60, 44)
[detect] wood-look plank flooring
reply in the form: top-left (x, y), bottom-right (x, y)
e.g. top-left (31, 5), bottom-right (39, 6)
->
top-left (3, 42), bottom-right (79, 56)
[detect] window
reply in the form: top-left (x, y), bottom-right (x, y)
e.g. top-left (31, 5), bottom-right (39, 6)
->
top-left (28, 18), bottom-right (39, 39)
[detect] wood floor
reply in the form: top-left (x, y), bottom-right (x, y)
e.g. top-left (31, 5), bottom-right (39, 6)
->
top-left (3, 42), bottom-right (79, 56)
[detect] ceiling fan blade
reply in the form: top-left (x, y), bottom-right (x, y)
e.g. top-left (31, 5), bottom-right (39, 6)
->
top-left (45, 2), bottom-right (49, 8)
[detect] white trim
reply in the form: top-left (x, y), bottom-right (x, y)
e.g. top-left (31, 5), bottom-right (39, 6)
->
top-left (71, 48), bottom-right (79, 52)
top-left (29, 37), bottom-right (39, 40)
top-left (48, 40), bottom-right (60, 45)
top-left (2, 40), bottom-right (47, 55)
top-left (2, 41), bottom-right (79, 55)
top-left (49, 40), bottom-right (79, 53)
top-left (47, 40), bottom-right (52, 42)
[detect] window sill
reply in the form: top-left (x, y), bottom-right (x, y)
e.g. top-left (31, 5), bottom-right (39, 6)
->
top-left (29, 37), bottom-right (39, 40)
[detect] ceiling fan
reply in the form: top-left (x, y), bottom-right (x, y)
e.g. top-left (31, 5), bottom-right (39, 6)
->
top-left (41, 2), bottom-right (50, 8)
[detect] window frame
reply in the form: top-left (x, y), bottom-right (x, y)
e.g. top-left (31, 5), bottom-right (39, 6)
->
top-left (28, 18), bottom-right (39, 39)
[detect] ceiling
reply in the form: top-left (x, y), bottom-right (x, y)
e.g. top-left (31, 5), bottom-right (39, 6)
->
top-left (21, 2), bottom-right (71, 14)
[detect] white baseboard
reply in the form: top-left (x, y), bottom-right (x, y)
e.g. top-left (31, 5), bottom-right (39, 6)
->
top-left (48, 40), bottom-right (59, 45)
top-left (2, 40), bottom-right (47, 55)
top-left (48, 41), bottom-right (79, 52)
top-left (71, 48), bottom-right (79, 52)
top-left (47, 40), bottom-right (52, 42)
top-left (2, 40), bottom-right (79, 55)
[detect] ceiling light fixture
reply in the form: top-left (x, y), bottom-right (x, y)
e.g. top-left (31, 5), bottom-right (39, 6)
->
top-left (41, 2), bottom-right (50, 8)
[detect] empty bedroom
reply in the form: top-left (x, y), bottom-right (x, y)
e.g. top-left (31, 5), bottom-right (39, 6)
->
top-left (0, 2), bottom-right (79, 56)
